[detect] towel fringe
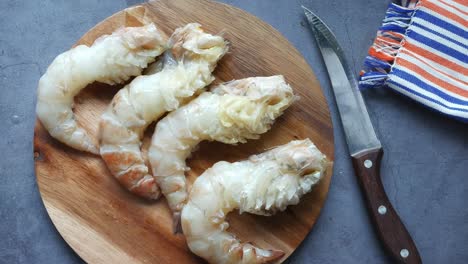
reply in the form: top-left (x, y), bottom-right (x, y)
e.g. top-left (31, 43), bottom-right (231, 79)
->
top-left (358, 1), bottom-right (419, 89)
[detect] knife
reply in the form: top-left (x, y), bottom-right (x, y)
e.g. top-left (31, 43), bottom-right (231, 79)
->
top-left (302, 6), bottom-right (422, 264)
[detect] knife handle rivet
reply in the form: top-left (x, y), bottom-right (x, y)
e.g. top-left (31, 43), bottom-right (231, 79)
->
top-left (364, 159), bottom-right (373, 168)
top-left (400, 249), bottom-right (410, 258)
top-left (378, 205), bottom-right (387, 215)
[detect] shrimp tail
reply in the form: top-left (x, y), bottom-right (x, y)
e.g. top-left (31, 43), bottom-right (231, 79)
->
top-left (100, 144), bottom-right (162, 200)
top-left (172, 212), bottom-right (183, 234)
top-left (43, 113), bottom-right (99, 154)
top-left (130, 174), bottom-right (161, 200)
top-left (256, 248), bottom-right (284, 263)
top-left (99, 103), bottom-right (162, 200)
top-left (74, 131), bottom-right (99, 154)
top-left (228, 242), bottom-right (284, 263)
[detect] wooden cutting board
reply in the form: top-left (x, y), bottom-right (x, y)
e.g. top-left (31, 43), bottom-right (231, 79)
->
top-left (34, 0), bottom-right (334, 263)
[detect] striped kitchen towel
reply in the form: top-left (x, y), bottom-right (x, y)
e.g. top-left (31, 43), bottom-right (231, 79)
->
top-left (359, 0), bottom-right (467, 122)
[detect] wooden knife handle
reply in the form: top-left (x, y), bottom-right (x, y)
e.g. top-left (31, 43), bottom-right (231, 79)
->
top-left (351, 148), bottom-right (422, 264)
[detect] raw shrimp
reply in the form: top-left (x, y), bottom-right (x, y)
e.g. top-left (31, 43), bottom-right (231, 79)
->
top-left (99, 23), bottom-right (228, 200)
top-left (149, 75), bottom-right (295, 231)
top-left (36, 23), bottom-right (168, 154)
top-left (181, 139), bottom-right (329, 264)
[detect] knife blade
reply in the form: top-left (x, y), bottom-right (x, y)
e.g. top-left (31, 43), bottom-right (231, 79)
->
top-left (302, 6), bottom-right (422, 264)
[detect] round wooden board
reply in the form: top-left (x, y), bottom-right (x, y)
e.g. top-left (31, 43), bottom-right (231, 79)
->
top-left (34, 0), bottom-right (334, 263)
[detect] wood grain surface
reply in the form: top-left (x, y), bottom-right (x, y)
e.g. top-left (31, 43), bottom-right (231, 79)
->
top-left (34, 0), bottom-right (334, 263)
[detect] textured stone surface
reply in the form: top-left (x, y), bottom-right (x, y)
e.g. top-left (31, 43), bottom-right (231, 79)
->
top-left (0, 0), bottom-right (467, 263)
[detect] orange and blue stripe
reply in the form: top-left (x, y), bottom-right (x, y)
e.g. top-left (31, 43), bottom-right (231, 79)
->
top-left (359, 0), bottom-right (468, 122)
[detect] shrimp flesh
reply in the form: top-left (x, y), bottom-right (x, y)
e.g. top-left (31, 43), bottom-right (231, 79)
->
top-left (99, 23), bottom-right (228, 200)
top-left (181, 139), bottom-right (329, 264)
top-left (149, 75), bottom-right (295, 231)
top-left (36, 23), bottom-right (168, 153)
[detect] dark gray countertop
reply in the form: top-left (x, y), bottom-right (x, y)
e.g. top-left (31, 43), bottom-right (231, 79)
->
top-left (1, 0), bottom-right (467, 263)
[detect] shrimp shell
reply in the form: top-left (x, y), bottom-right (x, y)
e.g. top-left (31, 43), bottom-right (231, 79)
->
top-left (148, 76), bottom-right (296, 231)
top-left (99, 23), bottom-right (228, 200)
top-left (181, 139), bottom-right (329, 264)
top-left (36, 23), bottom-right (168, 154)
